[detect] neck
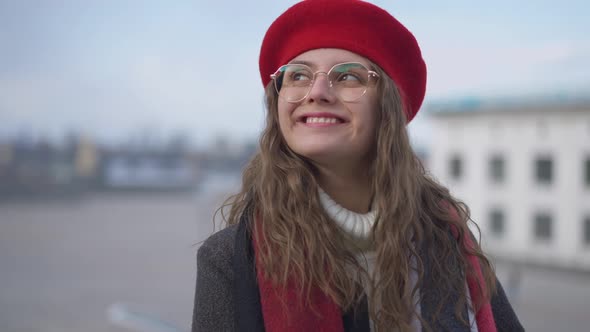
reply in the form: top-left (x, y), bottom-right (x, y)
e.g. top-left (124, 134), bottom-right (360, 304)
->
top-left (315, 163), bottom-right (372, 214)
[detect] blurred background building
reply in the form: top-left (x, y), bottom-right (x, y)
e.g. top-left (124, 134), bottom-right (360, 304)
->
top-left (428, 98), bottom-right (590, 271)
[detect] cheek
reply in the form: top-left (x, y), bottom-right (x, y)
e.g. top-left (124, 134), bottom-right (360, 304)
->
top-left (367, 95), bottom-right (380, 131)
top-left (277, 101), bottom-right (295, 130)
top-left (357, 100), bottom-right (380, 147)
top-left (359, 99), bottom-right (379, 132)
top-left (369, 108), bottom-right (380, 132)
top-left (276, 105), bottom-right (291, 144)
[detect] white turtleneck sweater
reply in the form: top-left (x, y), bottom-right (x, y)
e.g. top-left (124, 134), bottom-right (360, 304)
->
top-left (318, 188), bottom-right (478, 332)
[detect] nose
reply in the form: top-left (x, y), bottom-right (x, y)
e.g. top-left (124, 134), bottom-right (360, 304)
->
top-left (306, 73), bottom-right (337, 104)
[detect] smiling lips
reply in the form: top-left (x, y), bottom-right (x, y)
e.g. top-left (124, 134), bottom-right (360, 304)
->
top-left (299, 113), bottom-right (346, 127)
top-left (306, 116), bottom-right (339, 124)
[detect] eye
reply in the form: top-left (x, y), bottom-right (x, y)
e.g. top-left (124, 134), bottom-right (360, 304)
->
top-left (291, 71), bottom-right (312, 81)
top-left (334, 71), bottom-right (367, 86)
top-left (331, 63), bottom-right (370, 86)
top-left (337, 73), bottom-right (361, 82)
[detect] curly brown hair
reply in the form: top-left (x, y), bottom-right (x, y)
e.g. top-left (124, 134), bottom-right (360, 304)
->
top-left (218, 63), bottom-right (495, 331)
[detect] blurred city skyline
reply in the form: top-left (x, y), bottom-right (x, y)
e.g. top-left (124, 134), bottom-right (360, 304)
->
top-left (1, 0), bottom-right (589, 147)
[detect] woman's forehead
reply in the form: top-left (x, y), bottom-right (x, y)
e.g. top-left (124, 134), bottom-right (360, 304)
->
top-left (288, 48), bottom-right (372, 68)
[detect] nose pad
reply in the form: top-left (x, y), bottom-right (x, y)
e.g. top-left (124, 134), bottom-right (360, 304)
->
top-left (307, 74), bottom-right (335, 102)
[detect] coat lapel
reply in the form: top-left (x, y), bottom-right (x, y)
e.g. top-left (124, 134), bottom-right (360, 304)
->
top-left (342, 294), bottom-right (371, 332)
top-left (419, 234), bottom-right (471, 332)
top-left (233, 209), bottom-right (265, 331)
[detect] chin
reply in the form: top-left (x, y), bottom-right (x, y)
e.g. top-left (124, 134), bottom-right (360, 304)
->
top-left (292, 145), bottom-right (348, 163)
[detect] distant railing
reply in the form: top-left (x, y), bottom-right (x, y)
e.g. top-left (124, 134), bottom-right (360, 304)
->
top-left (107, 303), bottom-right (185, 332)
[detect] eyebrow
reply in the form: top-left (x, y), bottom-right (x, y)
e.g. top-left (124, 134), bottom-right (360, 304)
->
top-left (287, 59), bottom-right (374, 70)
top-left (288, 60), bottom-right (313, 66)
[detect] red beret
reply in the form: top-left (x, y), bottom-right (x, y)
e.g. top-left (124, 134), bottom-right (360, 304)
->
top-left (259, 0), bottom-right (427, 122)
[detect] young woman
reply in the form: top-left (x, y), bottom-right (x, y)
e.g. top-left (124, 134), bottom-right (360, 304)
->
top-left (192, 1), bottom-right (523, 331)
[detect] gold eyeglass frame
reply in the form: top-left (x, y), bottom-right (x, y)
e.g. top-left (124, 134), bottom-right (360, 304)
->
top-left (270, 62), bottom-right (380, 103)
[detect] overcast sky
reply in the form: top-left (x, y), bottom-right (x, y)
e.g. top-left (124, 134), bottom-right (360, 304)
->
top-left (1, 0), bottom-right (588, 147)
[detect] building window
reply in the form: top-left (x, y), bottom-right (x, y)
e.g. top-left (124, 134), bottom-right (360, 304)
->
top-left (584, 216), bottom-right (590, 246)
top-left (534, 212), bottom-right (553, 241)
top-left (489, 155), bottom-right (505, 183)
top-left (489, 208), bottom-right (505, 237)
top-left (585, 158), bottom-right (590, 187)
top-left (449, 155), bottom-right (462, 180)
top-left (535, 157), bottom-right (553, 184)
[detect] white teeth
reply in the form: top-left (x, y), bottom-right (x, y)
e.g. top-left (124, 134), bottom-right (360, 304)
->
top-left (306, 117), bottom-right (339, 124)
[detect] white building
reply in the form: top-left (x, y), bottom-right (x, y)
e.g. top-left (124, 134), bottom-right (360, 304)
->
top-left (427, 101), bottom-right (590, 270)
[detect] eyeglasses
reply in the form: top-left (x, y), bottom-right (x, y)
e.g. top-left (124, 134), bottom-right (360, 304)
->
top-left (270, 62), bottom-right (379, 103)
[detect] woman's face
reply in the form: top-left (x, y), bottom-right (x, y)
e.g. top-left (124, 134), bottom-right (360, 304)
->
top-left (276, 48), bottom-right (379, 170)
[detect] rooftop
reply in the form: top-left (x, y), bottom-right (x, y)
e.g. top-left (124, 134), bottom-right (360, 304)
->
top-left (426, 93), bottom-right (590, 116)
